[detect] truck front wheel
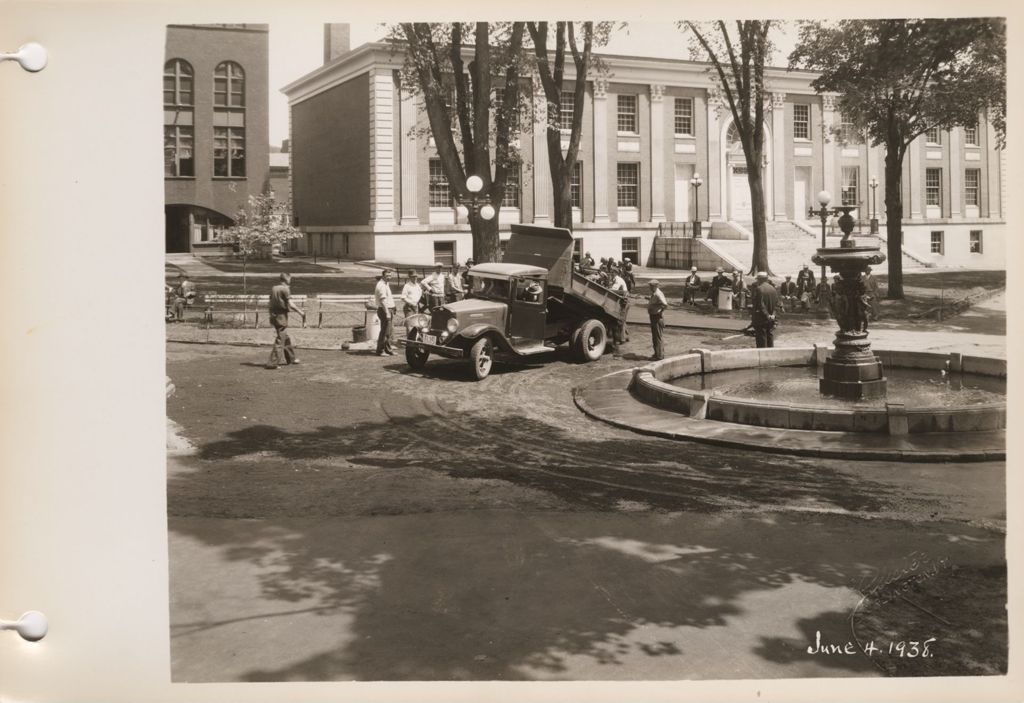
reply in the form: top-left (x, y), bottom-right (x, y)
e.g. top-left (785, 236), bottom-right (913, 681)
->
top-left (405, 329), bottom-right (430, 371)
top-left (573, 319), bottom-right (607, 362)
top-left (469, 337), bottom-right (493, 380)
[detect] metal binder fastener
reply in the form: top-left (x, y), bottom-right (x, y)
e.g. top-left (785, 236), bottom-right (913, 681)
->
top-left (0, 43), bottom-right (48, 72)
top-left (0, 611), bottom-right (48, 641)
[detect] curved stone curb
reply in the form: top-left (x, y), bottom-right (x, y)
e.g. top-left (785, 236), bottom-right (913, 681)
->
top-left (573, 369), bottom-right (1005, 462)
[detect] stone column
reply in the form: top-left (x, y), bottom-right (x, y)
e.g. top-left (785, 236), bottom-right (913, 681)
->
top-left (948, 126), bottom-right (962, 218)
top-left (592, 78), bottom-right (610, 223)
top-left (368, 67), bottom-right (395, 226)
top-left (706, 89), bottom-right (722, 220)
top-left (821, 94), bottom-right (836, 196)
top-left (771, 92), bottom-right (786, 219)
top-left (908, 137), bottom-right (922, 219)
top-left (399, 86), bottom-right (419, 225)
top-left (649, 84), bottom-right (666, 222)
top-left (532, 79), bottom-right (552, 224)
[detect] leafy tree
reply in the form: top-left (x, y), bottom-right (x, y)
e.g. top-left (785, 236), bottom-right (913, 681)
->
top-left (526, 22), bottom-right (617, 229)
top-left (393, 23), bottom-right (527, 263)
top-left (216, 193), bottom-right (300, 293)
top-left (682, 20), bottom-right (775, 275)
top-left (790, 19), bottom-right (1005, 299)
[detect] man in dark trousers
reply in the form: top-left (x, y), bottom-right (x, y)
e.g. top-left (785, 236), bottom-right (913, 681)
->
top-left (750, 271), bottom-right (780, 348)
top-left (796, 264), bottom-right (816, 311)
top-left (779, 275), bottom-right (798, 312)
top-left (682, 267), bottom-right (701, 305)
top-left (647, 279), bottom-right (668, 360)
top-left (266, 273), bottom-right (305, 369)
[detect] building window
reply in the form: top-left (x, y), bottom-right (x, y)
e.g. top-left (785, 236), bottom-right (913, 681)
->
top-left (925, 168), bottom-right (942, 207)
top-left (925, 126), bottom-right (941, 144)
top-left (570, 161), bottom-right (583, 209)
top-left (963, 122), bottom-right (979, 146)
top-left (213, 127), bottom-right (246, 178)
top-left (433, 241), bottom-right (456, 268)
top-left (839, 113), bottom-right (857, 143)
top-left (213, 61), bottom-right (246, 178)
top-left (163, 59), bottom-right (193, 106)
top-left (214, 61), bottom-right (245, 107)
top-left (164, 125), bottom-right (194, 178)
top-left (793, 104), bottom-right (810, 140)
top-left (841, 166), bottom-right (859, 206)
top-left (964, 169), bottom-right (980, 207)
top-left (498, 239), bottom-right (508, 261)
top-left (164, 59), bottom-right (194, 178)
top-left (674, 97), bottom-right (693, 136)
top-left (970, 230), bottom-right (983, 253)
top-left (616, 162), bottom-right (639, 208)
top-left (559, 90), bottom-right (575, 130)
top-left (502, 167), bottom-right (521, 208)
top-left (930, 231), bottom-right (944, 255)
top-left (617, 94), bottom-right (637, 133)
top-left (428, 159), bottom-right (452, 208)
top-left (621, 237), bottom-right (640, 264)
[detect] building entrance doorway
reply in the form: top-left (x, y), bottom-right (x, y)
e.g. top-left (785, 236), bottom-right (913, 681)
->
top-left (730, 166), bottom-right (752, 221)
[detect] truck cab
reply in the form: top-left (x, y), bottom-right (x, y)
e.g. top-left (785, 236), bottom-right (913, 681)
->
top-left (404, 225), bottom-right (629, 380)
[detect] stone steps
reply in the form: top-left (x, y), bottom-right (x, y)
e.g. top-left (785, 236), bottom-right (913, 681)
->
top-left (708, 232), bottom-right (919, 277)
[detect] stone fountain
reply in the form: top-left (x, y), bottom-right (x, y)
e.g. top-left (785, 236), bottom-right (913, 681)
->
top-left (812, 206), bottom-right (887, 400)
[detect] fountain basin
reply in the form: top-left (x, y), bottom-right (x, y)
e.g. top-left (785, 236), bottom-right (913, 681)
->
top-left (631, 347), bottom-right (1005, 436)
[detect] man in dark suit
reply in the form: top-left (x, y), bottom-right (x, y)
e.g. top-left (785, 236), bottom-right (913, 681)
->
top-left (750, 271), bottom-right (780, 348)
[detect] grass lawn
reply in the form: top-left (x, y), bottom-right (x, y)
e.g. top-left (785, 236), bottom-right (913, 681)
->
top-left (190, 257), bottom-right (341, 274)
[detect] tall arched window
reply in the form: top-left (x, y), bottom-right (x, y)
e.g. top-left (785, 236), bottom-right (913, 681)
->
top-left (213, 61), bottom-right (246, 177)
top-left (164, 59), bottom-right (194, 177)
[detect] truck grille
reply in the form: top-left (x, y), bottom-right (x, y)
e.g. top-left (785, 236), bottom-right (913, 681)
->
top-left (430, 309), bottom-right (452, 331)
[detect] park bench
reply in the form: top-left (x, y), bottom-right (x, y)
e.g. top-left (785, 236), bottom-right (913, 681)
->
top-left (199, 293), bottom-right (308, 327)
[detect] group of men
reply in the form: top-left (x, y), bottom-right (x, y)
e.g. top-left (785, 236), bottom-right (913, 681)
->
top-left (373, 261), bottom-right (476, 357)
top-left (578, 252), bottom-right (635, 292)
top-left (165, 273), bottom-right (196, 322)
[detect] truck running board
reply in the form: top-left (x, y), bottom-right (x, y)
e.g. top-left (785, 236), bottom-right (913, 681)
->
top-left (509, 341), bottom-right (557, 356)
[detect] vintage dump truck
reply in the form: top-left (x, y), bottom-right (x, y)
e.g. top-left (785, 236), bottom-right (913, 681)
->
top-left (404, 224), bottom-right (630, 380)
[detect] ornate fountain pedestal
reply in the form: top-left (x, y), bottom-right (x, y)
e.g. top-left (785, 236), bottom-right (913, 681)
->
top-left (812, 208), bottom-right (888, 401)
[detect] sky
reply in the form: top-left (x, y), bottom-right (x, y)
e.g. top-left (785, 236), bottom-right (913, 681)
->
top-left (268, 22), bottom-right (800, 147)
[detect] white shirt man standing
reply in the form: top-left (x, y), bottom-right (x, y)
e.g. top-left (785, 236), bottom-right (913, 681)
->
top-left (401, 271), bottom-right (422, 317)
top-left (374, 270), bottom-right (396, 356)
top-left (421, 263), bottom-right (446, 310)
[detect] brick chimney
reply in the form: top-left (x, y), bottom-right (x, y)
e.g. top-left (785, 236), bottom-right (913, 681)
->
top-left (323, 23), bottom-right (351, 64)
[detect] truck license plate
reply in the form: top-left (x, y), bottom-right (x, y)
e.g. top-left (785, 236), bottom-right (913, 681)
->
top-left (422, 333), bottom-right (437, 345)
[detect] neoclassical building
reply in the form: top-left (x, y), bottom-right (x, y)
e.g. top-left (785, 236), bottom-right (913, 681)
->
top-left (283, 34), bottom-right (1005, 269)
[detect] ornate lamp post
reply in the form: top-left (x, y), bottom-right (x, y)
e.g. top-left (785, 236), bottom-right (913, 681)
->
top-left (456, 175), bottom-right (497, 222)
top-left (869, 176), bottom-right (879, 234)
top-left (808, 190), bottom-right (834, 283)
top-left (690, 172), bottom-right (704, 237)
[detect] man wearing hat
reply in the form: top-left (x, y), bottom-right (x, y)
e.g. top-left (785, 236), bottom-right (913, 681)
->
top-left (401, 270), bottom-right (423, 317)
top-left (796, 263), bottom-right (816, 311)
top-left (172, 273), bottom-right (196, 322)
top-left (683, 266), bottom-right (701, 305)
top-left (779, 275), bottom-right (798, 312)
top-left (731, 269), bottom-right (748, 310)
top-left (421, 263), bottom-right (447, 310)
top-left (750, 271), bottom-right (780, 348)
top-left (266, 273), bottom-right (305, 369)
top-left (374, 269), bottom-right (396, 356)
top-left (647, 279), bottom-right (668, 360)
top-left (708, 267), bottom-right (730, 305)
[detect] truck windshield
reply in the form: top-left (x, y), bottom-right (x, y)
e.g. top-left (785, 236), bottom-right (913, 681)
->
top-left (469, 276), bottom-right (509, 301)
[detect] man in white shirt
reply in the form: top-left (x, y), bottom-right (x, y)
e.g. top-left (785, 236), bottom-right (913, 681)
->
top-left (421, 263), bottom-right (446, 310)
top-left (401, 270), bottom-right (423, 317)
top-left (447, 266), bottom-right (466, 302)
top-left (607, 272), bottom-right (629, 351)
top-left (374, 269), bottom-right (396, 356)
top-left (647, 279), bottom-right (668, 360)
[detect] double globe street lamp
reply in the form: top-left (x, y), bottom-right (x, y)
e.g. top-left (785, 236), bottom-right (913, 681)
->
top-left (456, 175), bottom-right (496, 222)
top-left (689, 172), bottom-right (704, 238)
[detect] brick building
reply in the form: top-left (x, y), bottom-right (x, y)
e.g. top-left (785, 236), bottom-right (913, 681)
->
top-left (164, 24), bottom-right (270, 254)
top-left (282, 32), bottom-right (1005, 270)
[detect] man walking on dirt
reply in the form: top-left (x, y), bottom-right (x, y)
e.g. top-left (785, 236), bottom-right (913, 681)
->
top-left (266, 273), bottom-right (305, 369)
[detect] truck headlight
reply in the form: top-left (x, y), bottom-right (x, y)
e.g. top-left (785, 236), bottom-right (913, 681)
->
top-left (446, 318), bottom-right (459, 334)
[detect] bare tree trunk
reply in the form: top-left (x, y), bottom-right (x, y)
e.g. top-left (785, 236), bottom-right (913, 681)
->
top-left (470, 209), bottom-right (501, 263)
top-left (552, 172), bottom-right (573, 230)
top-left (883, 146), bottom-right (905, 299)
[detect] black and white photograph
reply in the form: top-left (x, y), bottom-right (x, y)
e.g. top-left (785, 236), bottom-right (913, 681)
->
top-left (159, 17), bottom-right (1010, 684)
